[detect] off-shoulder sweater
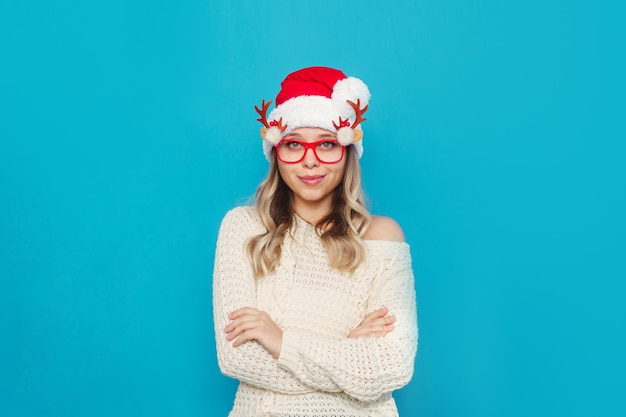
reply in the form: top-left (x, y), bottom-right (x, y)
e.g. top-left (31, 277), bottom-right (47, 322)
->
top-left (213, 206), bottom-right (418, 416)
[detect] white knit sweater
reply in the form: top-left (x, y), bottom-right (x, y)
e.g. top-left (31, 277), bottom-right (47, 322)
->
top-left (213, 206), bottom-right (418, 416)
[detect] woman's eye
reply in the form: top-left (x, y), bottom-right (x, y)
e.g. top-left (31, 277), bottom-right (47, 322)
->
top-left (285, 141), bottom-right (302, 149)
top-left (319, 141), bottom-right (339, 149)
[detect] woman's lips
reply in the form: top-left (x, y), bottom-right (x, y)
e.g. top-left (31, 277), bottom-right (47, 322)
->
top-left (299, 175), bottom-right (325, 186)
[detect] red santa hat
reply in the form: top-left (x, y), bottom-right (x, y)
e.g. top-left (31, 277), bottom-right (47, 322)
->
top-left (256, 66), bottom-right (370, 161)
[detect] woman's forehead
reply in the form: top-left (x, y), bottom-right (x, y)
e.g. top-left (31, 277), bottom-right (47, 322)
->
top-left (284, 127), bottom-right (337, 140)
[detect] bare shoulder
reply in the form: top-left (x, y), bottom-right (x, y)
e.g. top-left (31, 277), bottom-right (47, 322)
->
top-left (362, 216), bottom-right (406, 242)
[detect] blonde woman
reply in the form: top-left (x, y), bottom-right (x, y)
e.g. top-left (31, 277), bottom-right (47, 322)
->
top-left (213, 66), bottom-right (418, 416)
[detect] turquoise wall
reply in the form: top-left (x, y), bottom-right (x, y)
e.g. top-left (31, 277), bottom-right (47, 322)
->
top-left (1, 1), bottom-right (624, 416)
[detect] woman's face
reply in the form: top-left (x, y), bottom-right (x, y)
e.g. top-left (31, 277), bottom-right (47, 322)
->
top-left (276, 127), bottom-right (347, 216)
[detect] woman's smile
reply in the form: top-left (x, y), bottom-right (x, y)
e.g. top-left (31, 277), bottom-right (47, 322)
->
top-left (298, 175), bottom-right (326, 186)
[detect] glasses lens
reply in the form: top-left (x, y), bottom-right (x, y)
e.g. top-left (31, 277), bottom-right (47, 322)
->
top-left (276, 142), bottom-right (305, 162)
top-left (315, 141), bottom-right (343, 163)
top-left (276, 141), bottom-right (344, 163)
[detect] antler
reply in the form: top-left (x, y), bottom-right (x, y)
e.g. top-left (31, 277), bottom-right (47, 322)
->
top-left (255, 99), bottom-right (272, 128)
top-left (333, 117), bottom-right (351, 130)
top-left (347, 99), bottom-right (368, 129)
top-left (270, 117), bottom-right (287, 132)
top-left (255, 99), bottom-right (288, 132)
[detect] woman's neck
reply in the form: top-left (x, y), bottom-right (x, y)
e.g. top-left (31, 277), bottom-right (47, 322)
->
top-left (292, 200), bottom-right (332, 226)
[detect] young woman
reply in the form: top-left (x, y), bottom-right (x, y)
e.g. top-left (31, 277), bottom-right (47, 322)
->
top-left (213, 66), bottom-right (418, 416)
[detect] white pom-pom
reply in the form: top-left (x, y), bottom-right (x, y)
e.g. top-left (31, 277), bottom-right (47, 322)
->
top-left (332, 76), bottom-right (371, 110)
top-left (337, 127), bottom-right (355, 145)
top-left (264, 126), bottom-right (282, 144)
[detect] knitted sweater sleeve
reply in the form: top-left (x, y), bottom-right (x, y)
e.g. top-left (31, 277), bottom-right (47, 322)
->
top-left (212, 207), bottom-right (311, 394)
top-left (276, 243), bottom-right (418, 403)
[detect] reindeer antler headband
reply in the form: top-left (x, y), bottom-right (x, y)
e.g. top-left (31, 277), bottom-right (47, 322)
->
top-left (255, 66), bottom-right (371, 161)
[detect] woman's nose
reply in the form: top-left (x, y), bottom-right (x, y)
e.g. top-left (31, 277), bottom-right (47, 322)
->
top-left (302, 147), bottom-right (320, 168)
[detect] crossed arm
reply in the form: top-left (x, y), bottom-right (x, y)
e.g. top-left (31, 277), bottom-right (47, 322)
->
top-left (225, 305), bottom-right (396, 359)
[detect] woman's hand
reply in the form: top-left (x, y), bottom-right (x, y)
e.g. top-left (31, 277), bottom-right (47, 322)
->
top-left (225, 307), bottom-right (283, 359)
top-left (348, 306), bottom-right (396, 339)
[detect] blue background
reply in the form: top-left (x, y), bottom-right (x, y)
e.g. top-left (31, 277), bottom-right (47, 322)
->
top-left (1, 0), bottom-right (624, 416)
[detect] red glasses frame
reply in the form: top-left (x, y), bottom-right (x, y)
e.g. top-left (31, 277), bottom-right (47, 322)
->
top-left (275, 139), bottom-right (346, 164)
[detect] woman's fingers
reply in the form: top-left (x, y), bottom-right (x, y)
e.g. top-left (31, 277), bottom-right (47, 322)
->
top-left (364, 320), bottom-right (395, 335)
top-left (224, 307), bottom-right (283, 359)
top-left (348, 311), bottom-right (397, 338)
top-left (225, 316), bottom-right (263, 341)
top-left (361, 306), bottom-right (388, 324)
top-left (231, 328), bottom-right (260, 347)
top-left (227, 307), bottom-right (259, 320)
top-left (351, 325), bottom-right (394, 338)
top-left (225, 310), bottom-right (273, 336)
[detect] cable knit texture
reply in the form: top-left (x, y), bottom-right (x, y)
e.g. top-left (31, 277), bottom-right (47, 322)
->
top-left (213, 206), bottom-right (418, 416)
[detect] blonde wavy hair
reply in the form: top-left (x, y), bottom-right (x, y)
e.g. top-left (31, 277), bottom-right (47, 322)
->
top-left (247, 146), bottom-right (371, 277)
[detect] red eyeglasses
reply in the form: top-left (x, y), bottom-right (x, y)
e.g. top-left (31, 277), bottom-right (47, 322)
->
top-left (275, 139), bottom-right (345, 164)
